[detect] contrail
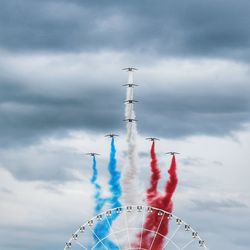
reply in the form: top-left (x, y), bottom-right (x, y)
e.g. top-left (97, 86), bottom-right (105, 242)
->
top-left (147, 141), bottom-right (161, 204)
top-left (133, 155), bottom-right (178, 249)
top-left (93, 138), bottom-right (121, 249)
top-left (108, 137), bottom-right (122, 209)
top-left (151, 155), bottom-right (178, 249)
top-left (90, 156), bottom-right (106, 214)
top-left (133, 141), bottom-right (161, 249)
top-left (90, 155), bottom-right (109, 248)
top-left (160, 155), bottom-right (178, 208)
top-left (122, 70), bottom-right (139, 205)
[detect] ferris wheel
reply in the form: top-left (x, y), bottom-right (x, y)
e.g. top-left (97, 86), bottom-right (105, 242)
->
top-left (64, 205), bottom-right (208, 250)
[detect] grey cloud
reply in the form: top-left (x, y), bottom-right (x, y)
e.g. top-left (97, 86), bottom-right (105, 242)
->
top-left (0, 223), bottom-right (75, 250)
top-left (0, 139), bottom-right (116, 182)
top-left (179, 203), bottom-right (250, 250)
top-left (180, 157), bottom-right (206, 167)
top-left (0, 80), bottom-right (124, 147)
top-left (0, 187), bottom-right (12, 194)
top-left (36, 183), bottom-right (64, 194)
top-left (1, 79), bottom-right (250, 147)
top-left (137, 88), bottom-right (250, 138)
top-left (212, 160), bottom-right (223, 166)
top-left (0, 148), bottom-right (83, 182)
top-left (191, 198), bottom-right (248, 211)
top-left (0, 151), bottom-right (95, 183)
top-left (0, 0), bottom-right (250, 60)
top-left (232, 236), bottom-right (250, 248)
top-left (180, 157), bottom-right (224, 168)
top-left (138, 151), bottom-right (149, 158)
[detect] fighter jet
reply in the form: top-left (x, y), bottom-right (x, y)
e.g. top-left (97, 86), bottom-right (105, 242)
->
top-left (166, 152), bottom-right (180, 155)
top-left (85, 153), bottom-right (100, 157)
top-left (122, 67), bottom-right (138, 71)
top-left (146, 137), bottom-right (160, 142)
top-left (124, 99), bottom-right (138, 104)
top-left (105, 134), bottom-right (119, 138)
top-left (123, 118), bottom-right (137, 122)
top-left (122, 83), bottom-right (139, 87)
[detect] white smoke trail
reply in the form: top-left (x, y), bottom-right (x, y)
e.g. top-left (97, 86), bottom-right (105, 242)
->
top-left (122, 70), bottom-right (139, 205)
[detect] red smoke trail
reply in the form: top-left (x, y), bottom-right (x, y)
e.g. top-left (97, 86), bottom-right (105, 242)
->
top-left (132, 141), bottom-right (161, 249)
top-left (147, 141), bottom-right (161, 204)
top-left (150, 155), bottom-right (178, 250)
top-left (133, 155), bottom-right (178, 250)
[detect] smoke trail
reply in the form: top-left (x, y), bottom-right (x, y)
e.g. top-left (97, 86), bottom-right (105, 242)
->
top-left (90, 155), bottom-right (112, 249)
top-left (93, 138), bottom-right (121, 249)
top-left (90, 156), bottom-right (106, 214)
top-left (133, 155), bottom-right (178, 250)
top-left (108, 137), bottom-right (122, 209)
top-left (147, 141), bottom-right (161, 204)
top-left (161, 155), bottom-right (178, 208)
top-left (132, 141), bottom-right (161, 249)
top-left (122, 71), bottom-right (139, 205)
top-left (150, 155), bottom-right (178, 250)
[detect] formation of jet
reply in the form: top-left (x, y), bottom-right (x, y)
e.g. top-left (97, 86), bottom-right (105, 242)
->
top-left (105, 134), bottom-right (119, 138)
top-left (146, 137), bottom-right (160, 142)
top-left (86, 153), bottom-right (100, 157)
top-left (122, 67), bottom-right (138, 71)
top-left (123, 69), bottom-right (138, 123)
top-left (124, 99), bottom-right (138, 104)
top-left (123, 118), bottom-right (137, 122)
top-left (85, 69), bottom-right (180, 160)
top-left (86, 150), bottom-right (179, 157)
top-left (166, 152), bottom-right (180, 155)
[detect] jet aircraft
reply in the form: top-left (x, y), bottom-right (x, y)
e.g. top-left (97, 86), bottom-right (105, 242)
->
top-left (146, 137), bottom-right (160, 142)
top-left (122, 83), bottom-right (139, 87)
top-left (124, 100), bottom-right (138, 104)
top-left (86, 153), bottom-right (100, 157)
top-left (166, 152), bottom-right (180, 155)
top-left (105, 134), bottom-right (119, 138)
top-left (123, 118), bottom-right (137, 122)
top-left (122, 67), bottom-right (138, 71)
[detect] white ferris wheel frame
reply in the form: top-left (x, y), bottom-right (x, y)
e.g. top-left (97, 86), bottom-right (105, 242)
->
top-left (64, 205), bottom-right (208, 250)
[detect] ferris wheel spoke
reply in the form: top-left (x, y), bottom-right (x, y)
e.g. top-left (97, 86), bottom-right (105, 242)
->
top-left (149, 212), bottom-right (165, 250)
top-left (180, 238), bottom-right (195, 250)
top-left (104, 214), bottom-right (121, 250)
top-left (75, 227), bottom-right (184, 250)
top-left (75, 240), bottom-right (88, 250)
top-left (124, 208), bottom-right (132, 249)
top-left (89, 225), bottom-right (109, 250)
top-left (65, 205), bottom-right (208, 250)
top-left (139, 207), bottom-right (146, 249)
top-left (162, 224), bottom-right (182, 250)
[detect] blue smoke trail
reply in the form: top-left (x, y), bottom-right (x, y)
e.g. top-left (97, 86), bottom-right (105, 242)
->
top-left (93, 138), bottom-right (122, 249)
top-left (91, 156), bottom-right (106, 214)
top-left (108, 137), bottom-right (122, 209)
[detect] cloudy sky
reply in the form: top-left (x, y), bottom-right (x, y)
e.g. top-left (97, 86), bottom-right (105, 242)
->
top-left (0, 0), bottom-right (250, 249)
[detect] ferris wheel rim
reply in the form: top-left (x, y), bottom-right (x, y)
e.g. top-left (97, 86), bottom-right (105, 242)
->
top-left (64, 204), bottom-right (208, 250)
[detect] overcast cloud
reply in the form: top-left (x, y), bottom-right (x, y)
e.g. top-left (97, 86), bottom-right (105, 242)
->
top-left (0, 0), bottom-right (249, 250)
top-left (0, 0), bottom-right (250, 60)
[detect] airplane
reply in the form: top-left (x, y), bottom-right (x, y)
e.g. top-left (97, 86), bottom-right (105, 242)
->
top-left (166, 152), bottom-right (180, 155)
top-left (124, 99), bottom-right (138, 104)
top-left (85, 153), bottom-right (100, 157)
top-left (122, 83), bottom-right (139, 87)
top-left (105, 134), bottom-right (119, 138)
top-left (146, 137), bottom-right (160, 142)
top-left (123, 118), bottom-right (137, 122)
top-left (122, 67), bottom-right (138, 71)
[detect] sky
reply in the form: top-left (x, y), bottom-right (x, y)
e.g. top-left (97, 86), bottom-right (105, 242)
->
top-left (0, 0), bottom-right (250, 249)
